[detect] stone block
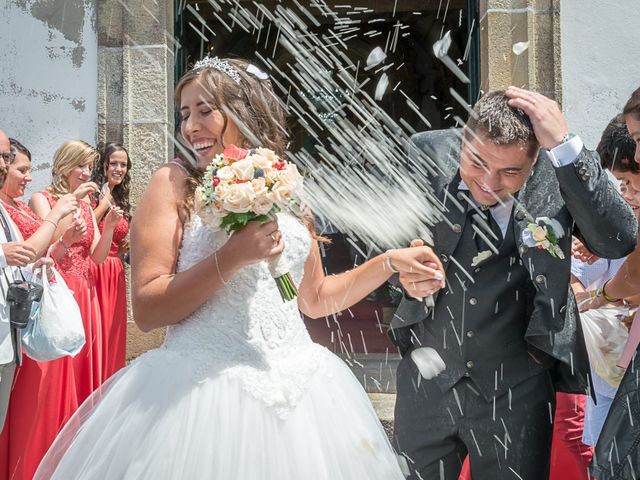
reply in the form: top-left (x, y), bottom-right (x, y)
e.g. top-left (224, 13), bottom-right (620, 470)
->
top-left (123, 45), bottom-right (173, 125)
top-left (123, 122), bottom-right (172, 205)
top-left (97, 0), bottom-right (125, 47)
top-left (123, 0), bottom-right (173, 46)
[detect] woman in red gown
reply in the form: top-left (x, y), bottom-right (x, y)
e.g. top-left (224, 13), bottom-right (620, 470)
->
top-left (0, 139), bottom-right (80, 480)
top-left (30, 141), bottom-right (123, 405)
top-left (89, 143), bottom-right (131, 380)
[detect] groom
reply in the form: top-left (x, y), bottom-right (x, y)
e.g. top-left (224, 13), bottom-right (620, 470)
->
top-left (391, 87), bottom-right (637, 479)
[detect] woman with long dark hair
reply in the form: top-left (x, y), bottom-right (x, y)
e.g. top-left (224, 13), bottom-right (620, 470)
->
top-left (89, 142), bottom-right (131, 379)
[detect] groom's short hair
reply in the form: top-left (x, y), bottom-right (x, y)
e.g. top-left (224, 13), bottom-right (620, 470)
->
top-left (466, 90), bottom-right (539, 157)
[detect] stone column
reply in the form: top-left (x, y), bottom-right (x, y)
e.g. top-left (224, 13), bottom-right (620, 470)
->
top-left (479, 0), bottom-right (562, 102)
top-left (96, 0), bottom-right (175, 359)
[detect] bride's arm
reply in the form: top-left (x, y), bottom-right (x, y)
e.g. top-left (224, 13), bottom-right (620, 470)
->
top-left (131, 164), bottom-right (283, 332)
top-left (297, 241), bottom-right (444, 319)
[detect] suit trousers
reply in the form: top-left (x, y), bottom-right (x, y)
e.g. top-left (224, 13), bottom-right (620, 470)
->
top-left (0, 362), bottom-right (15, 430)
top-left (394, 356), bottom-right (556, 480)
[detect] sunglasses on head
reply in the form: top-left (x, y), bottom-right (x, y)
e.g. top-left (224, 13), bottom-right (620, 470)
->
top-left (0, 152), bottom-right (16, 162)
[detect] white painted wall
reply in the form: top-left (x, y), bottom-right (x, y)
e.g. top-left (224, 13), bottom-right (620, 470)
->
top-left (0, 0), bottom-right (97, 195)
top-left (561, 1), bottom-right (640, 149)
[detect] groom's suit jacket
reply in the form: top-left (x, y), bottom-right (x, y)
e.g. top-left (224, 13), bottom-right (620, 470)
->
top-left (391, 129), bottom-right (637, 396)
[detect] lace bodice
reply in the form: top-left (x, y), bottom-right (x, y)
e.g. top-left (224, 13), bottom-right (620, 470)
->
top-left (151, 212), bottom-right (328, 417)
top-left (2, 200), bottom-right (41, 239)
top-left (41, 191), bottom-right (94, 278)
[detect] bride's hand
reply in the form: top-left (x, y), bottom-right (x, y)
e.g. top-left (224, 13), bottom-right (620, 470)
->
top-left (225, 218), bottom-right (284, 267)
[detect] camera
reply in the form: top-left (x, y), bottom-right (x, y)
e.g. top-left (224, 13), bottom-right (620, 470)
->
top-left (6, 280), bottom-right (43, 329)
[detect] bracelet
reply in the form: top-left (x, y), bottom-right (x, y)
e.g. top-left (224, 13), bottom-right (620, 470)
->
top-left (602, 280), bottom-right (621, 303)
top-left (385, 249), bottom-right (399, 274)
top-left (44, 218), bottom-right (58, 228)
top-left (214, 251), bottom-right (228, 285)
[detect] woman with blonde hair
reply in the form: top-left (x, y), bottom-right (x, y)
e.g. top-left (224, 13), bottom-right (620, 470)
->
top-left (31, 140), bottom-right (123, 407)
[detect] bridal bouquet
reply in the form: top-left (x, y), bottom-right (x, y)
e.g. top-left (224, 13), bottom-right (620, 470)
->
top-left (196, 144), bottom-right (304, 301)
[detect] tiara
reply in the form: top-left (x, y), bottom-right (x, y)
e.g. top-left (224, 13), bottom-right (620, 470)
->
top-left (193, 56), bottom-right (241, 85)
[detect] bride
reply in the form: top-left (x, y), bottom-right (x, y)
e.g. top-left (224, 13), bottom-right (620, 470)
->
top-left (35, 57), bottom-right (445, 479)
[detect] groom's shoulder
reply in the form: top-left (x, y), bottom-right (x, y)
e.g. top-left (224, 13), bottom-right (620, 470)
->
top-left (410, 128), bottom-right (462, 174)
top-left (411, 128), bottom-right (462, 152)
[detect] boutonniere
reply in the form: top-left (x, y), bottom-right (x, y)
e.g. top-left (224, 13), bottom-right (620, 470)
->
top-left (521, 217), bottom-right (565, 259)
top-left (471, 250), bottom-right (493, 266)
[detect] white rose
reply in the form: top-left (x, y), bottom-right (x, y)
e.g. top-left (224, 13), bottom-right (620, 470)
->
top-left (246, 153), bottom-right (273, 170)
top-left (278, 163), bottom-right (303, 192)
top-left (250, 177), bottom-right (268, 196)
top-left (230, 158), bottom-right (255, 182)
top-left (210, 200), bottom-right (227, 217)
top-left (255, 148), bottom-right (280, 164)
top-left (271, 181), bottom-right (294, 206)
top-left (201, 210), bottom-right (223, 230)
top-left (216, 166), bottom-right (235, 183)
top-left (222, 183), bottom-right (255, 213)
top-left (252, 193), bottom-right (275, 216)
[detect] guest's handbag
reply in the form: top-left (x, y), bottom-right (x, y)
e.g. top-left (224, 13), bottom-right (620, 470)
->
top-left (21, 264), bottom-right (86, 362)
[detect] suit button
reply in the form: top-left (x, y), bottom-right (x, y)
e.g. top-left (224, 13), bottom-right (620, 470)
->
top-left (535, 274), bottom-right (546, 284)
top-left (519, 244), bottom-right (529, 254)
top-left (466, 361), bottom-right (474, 369)
top-left (452, 223), bottom-right (462, 233)
top-left (463, 372), bottom-right (471, 377)
top-left (474, 267), bottom-right (481, 273)
top-left (440, 254), bottom-right (449, 263)
top-left (466, 330), bottom-right (475, 338)
top-left (469, 297), bottom-right (477, 305)
top-left (515, 210), bottom-right (526, 221)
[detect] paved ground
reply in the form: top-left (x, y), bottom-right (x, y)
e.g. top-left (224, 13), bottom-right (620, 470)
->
top-left (368, 392), bottom-right (396, 440)
top-left (341, 353), bottom-right (400, 440)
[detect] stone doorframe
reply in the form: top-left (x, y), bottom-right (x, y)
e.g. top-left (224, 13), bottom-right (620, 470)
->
top-left (94, 0), bottom-right (561, 359)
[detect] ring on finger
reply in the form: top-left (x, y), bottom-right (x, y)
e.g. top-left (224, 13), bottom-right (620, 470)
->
top-left (531, 98), bottom-right (537, 105)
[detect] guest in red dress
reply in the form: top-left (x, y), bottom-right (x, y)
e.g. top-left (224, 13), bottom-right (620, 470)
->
top-left (0, 139), bottom-right (80, 480)
top-left (89, 142), bottom-right (131, 380)
top-left (30, 140), bottom-right (124, 408)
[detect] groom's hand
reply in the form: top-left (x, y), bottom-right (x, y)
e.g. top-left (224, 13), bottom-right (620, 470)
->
top-left (505, 86), bottom-right (569, 149)
top-left (393, 240), bottom-right (446, 299)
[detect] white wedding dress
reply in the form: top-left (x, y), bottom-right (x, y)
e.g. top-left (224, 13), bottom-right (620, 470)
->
top-left (35, 213), bottom-right (405, 479)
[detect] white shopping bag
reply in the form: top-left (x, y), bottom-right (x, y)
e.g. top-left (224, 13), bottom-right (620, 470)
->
top-left (22, 265), bottom-right (85, 362)
top-left (580, 307), bottom-right (630, 388)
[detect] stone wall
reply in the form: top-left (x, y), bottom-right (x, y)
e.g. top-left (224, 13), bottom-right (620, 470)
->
top-left (479, 0), bottom-right (561, 100)
top-left (0, 0), bottom-right (98, 195)
top-left (96, 0), bottom-right (174, 358)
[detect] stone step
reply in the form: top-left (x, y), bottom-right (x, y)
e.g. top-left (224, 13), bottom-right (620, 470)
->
top-left (338, 352), bottom-right (401, 394)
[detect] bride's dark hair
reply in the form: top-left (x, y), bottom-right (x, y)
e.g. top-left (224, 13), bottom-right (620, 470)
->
top-left (174, 57), bottom-right (287, 218)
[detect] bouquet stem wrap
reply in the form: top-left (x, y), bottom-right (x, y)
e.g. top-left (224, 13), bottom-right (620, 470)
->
top-left (267, 254), bottom-right (298, 302)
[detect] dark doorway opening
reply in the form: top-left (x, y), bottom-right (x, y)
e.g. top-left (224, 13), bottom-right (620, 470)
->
top-left (175, 0), bottom-right (480, 356)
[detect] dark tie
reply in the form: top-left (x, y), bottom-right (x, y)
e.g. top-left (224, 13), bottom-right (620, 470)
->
top-left (469, 207), bottom-right (502, 253)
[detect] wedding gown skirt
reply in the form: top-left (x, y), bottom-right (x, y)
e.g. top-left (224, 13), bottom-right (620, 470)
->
top-left (35, 213), bottom-right (405, 479)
